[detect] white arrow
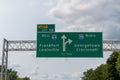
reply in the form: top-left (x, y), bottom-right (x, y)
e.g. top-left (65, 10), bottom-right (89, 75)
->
top-left (61, 35), bottom-right (72, 52)
top-left (65, 39), bottom-right (72, 45)
top-left (68, 39), bottom-right (72, 44)
top-left (61, 35), bottom-right (66, 52)
top-left (61, 35), bottom-right (66, 45)
top-left (61, 35), bottom-right (67, 39)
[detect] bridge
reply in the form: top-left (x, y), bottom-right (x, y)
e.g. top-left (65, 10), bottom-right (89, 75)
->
top-left (1, 39), bottom-right (120, 80)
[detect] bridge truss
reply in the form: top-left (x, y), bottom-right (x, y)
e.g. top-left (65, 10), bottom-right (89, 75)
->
top-left (1, 39), bottom-right (120, 80)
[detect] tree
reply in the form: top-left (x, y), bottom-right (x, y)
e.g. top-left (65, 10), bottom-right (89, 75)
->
top-left (17, 77), bottom-right (30, 80)
top-left (82, 51), bottom-right (120, 80)
top-left (107, 51), bottom-right (120, 80)
top-left (94, 64), bottom-right (108, 80)
top-left (116, 51), bottom-right (120, 76)
top-left (7, 69), bottom-right (18, 80)
top-left (82, 69), bottom-right (95, 80)
top-left (82, 64), bottom-right (108, 80)
top-left (0, 66), bottom-right (30, 80)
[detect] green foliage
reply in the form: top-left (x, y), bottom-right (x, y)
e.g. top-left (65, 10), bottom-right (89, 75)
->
top-left (94, 64), bottom-right (108, 80)
top-left (82, 69), bottom-right (95, 80)
top-left (0, 66), bottom-right (1, 72)
top-left (116, 52), bottom-right (120, 76)
top-left (0, 66), bottom-right (30, 80)
top-left (82, 64), bottom-right (108, 80)
top-left (7, 69), bottom-right (18, 80)
top-left (17, 77), bottom-right (30, 80)
top-left (82, 51), bottom-right (120, 80)
top-left (107, 51), bottom-right (120, 80)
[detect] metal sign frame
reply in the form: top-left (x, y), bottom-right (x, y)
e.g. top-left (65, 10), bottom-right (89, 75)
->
top-left (1, 39), bottom-right (120, 80)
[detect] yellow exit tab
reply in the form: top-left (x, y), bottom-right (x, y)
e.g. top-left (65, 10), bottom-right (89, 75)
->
top-left (38, 25), bottom-right (48, 28)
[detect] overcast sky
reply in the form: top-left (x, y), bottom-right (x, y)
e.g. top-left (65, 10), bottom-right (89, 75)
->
top-left (0, 0), bottom-right (120, 80)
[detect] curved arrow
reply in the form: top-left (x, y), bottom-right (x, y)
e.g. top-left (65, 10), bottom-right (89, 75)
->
top-left (61, 35), bottom-right (72, 52)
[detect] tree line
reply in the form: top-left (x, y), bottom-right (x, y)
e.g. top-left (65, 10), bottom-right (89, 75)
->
top-left (82, 51), bottom-right (120, 80)
top-left (0, 67), bottom-right (30, 80)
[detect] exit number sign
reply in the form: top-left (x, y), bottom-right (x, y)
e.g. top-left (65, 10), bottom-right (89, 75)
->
top-left (37, 24), bottom-right (55, 32)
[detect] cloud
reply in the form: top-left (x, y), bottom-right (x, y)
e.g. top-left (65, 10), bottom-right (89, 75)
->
top-left (27, 52), bottom-right (35, 57)
top-left (50, 72), bottom-right (82, 80)
top-left (39, 74), bottom-right (49, 80)
top-left (9, 63), bottom-right (21, 69)
top-left (72, 72), bottom-right (82, 80)
top-left (0, 56), bottom-right (2, 64)
top-left (30, 72), bottom-right (82, 80)
top-left (49, 0), bottom-right (120, 39)
top-left (30, 66), bottom-right (40, 76)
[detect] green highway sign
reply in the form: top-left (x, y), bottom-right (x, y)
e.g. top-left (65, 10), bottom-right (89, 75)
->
top-left (37, 24), bottom-right (55, 32)
top-left (37, 32), bottom-right (103, 57)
